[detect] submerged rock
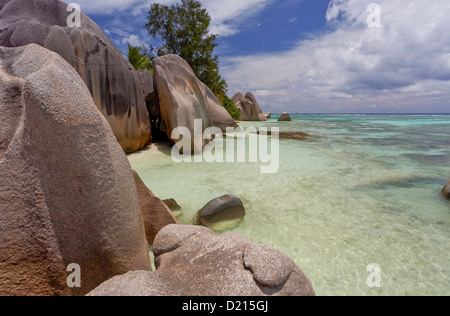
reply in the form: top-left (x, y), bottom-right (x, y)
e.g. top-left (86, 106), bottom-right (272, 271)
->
top-left (443, 180), bottom-right (450, 199)
top-left (133, 170), bottom-right (179, 245)
top-left (232, 92), bottom-right (267, 121)
top-left (278, 132), bottom-right (308, 140)
top-left (88, 225), bottom-right (316, 296)
top-left (258, 130), bottom-right (310, 140)
top-left (0, 44), bottom-right (150, 296)
top-left (278, 112), bottom-right (292, 121)
top-left (0, 0), bottom-right (151, 153)
top-left (163, 198), bottom-right (183, 217)
top-left (163, 198), bottom-right (181, 210)
top-left (196, 195), bottom-right (246, 230)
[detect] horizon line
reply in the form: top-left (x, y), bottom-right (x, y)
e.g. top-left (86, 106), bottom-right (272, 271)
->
top-left (266, 112), bottom-right (450, 115)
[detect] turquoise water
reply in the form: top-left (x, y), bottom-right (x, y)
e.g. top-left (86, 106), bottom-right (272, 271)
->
top-left (128, 114), bottom-right (450, 296)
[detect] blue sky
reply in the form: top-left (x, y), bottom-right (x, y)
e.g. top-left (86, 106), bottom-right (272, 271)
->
top-left (64, 0), bottom-right (450, 113)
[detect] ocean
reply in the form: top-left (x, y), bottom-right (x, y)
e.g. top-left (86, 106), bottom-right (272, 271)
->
top-left (128, 114), bottom-right (450, 296)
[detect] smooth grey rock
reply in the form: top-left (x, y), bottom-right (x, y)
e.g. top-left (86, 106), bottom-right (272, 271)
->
top-left (153, 54), bottom-right (213, 152)
top-left (196, 195), bottom-right (245, 228)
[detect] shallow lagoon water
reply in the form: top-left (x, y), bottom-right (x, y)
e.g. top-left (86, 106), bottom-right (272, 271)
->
top-left (128, 114), bottom-right (450, 296)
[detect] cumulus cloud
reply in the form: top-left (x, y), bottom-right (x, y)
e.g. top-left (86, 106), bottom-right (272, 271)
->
top-left (223, 0), bottom-right (450, 113)
top-left (121, 34), bottom-right (145, 47)
top-left (64, 0), bottom-right (272, 37)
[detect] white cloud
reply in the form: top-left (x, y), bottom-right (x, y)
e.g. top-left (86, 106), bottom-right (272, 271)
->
top-left (223, 0), bottom-right (450, 113)
top-left (62, 0), bottom-right (153, 15)
top-left (204, 0), bottom-right (273, 36)
top-left (122, 34), bottom-right (145, 47)
top-left (63, 0), bottom-right (272, 37)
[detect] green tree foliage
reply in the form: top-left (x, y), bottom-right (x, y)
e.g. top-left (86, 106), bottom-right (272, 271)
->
top-left (146, 0), bottom-right (226, 91)
top-left (127, 44), bottom-right (153, 73)
top-left (209, 72), bottom-right (228, 104)
top-left (222, 95), bottom-right (241, 121)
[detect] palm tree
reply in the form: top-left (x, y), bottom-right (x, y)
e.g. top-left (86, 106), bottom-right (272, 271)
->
top-left (209, 72), bottom-right (228, 103)
top-left (127, 44), bottom-right (152, 72)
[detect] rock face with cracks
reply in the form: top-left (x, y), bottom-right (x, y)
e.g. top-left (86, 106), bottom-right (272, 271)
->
top-left (0, 0), bottom-right (151, 153)
top-left (88, 225), bottom-right (316, 296)
top-left (0, 44), bottom-right (150, 296)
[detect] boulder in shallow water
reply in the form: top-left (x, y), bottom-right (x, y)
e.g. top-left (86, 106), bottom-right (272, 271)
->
top-left (443, 180), bottom-right (450, 199)
top-left (196, 195), bottom-right (246, 230)
top-left (132, 170), bottom-right (179, 245)
top-left (278, 112), bottom-right (292, 121)
top-left (88, 224), bottom-right (316, 296)
top-left (0, 0), bottom-right (151, 153)
top-left (0, 44), bottom-right (150, 296)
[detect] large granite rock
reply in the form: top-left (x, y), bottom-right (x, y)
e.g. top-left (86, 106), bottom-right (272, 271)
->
top-left (132, 170), bottom-right (179, 245)
top-left (0, 0), bottom-right (151, 153)
top-left (443, 180), bottom-right (450, 199)
top-left (138, 70), bottom-right (160, 131)
top-left (196, 195), bottom-right (245, 229)
top-left (138, 70), bottom-right (156, 103)
top-left (153, 54), bottom-right (213, 152)
top-left (153, 54), bottom-right (238, 150)
top-left (88, 225), bottom-right (316, 296)
top-left (232, 92), bottom-right (267, 121)
top-left (0, 44), bottom-right (150, 296)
